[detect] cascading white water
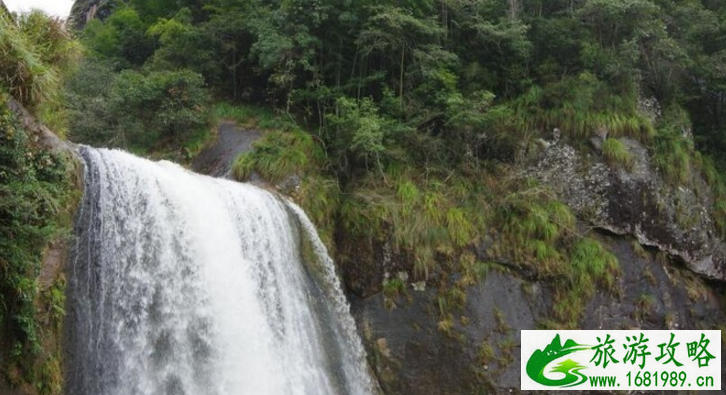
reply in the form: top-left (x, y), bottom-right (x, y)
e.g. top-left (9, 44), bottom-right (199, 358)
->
top-left (67, 147), bottom-right (377, 395)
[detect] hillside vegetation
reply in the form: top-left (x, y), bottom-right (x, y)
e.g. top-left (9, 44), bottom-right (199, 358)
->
top-left (0, 9), bottom-right (79, 395)
top-left (63, 0), bottom-right (726, 327)
top-left (1, 1), bottom-right (726, 392)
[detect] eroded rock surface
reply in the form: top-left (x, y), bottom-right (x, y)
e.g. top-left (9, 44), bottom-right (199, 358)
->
top-left (352, 232), bottom-right (726, 394)
top-left (192, 121), bottom-right (262, 177)
top-left (527, 137), bottom-right (726, 280)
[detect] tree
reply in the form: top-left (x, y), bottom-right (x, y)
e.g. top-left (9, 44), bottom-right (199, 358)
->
top-left (358, 5), bottom-right (446, 110)
top-left (108, 69), bottom-right (210, 148)
top-left (82, 5), bottom-right (153, 67)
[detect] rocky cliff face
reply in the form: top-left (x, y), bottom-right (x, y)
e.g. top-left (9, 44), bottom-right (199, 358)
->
top-left (193, 121), bottom-right (726, 394)
top-left (353, 232), bottom-right (725, 394)
top-left (528, 136), bottom-right (726, 281)
top-left (68, 0), bottom-right (112, 29)
top-left (336, 135), bottom-right (726, 393)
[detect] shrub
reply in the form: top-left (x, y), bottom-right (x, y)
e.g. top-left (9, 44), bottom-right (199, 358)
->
top-left (213, 102), bottom-right (296, 131)
top-left (65, 59), bottom-right (117, 145)
top-left (0, 95), bottom-right (76, 392)
top-left (231, 129), bottom-right (323, 183)
top-left (107, 69), bottom-right (210, 149)
top-left (326, 97), bottom-right (390, 172)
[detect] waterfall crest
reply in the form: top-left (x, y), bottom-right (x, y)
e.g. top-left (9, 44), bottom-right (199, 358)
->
top-left (67, 147), bottom-right (376, 395)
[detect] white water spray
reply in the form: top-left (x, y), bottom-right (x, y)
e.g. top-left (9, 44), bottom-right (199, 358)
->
top-left (67, 147), bottom-right (376, 395)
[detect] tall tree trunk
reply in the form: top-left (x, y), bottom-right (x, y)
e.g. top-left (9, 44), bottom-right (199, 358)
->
top-left (232, 49), bottom-right (237, 101)
top-left (399, 46), bottom-right (405, 114)
top-left (507, 0), bottom-right (520, 21)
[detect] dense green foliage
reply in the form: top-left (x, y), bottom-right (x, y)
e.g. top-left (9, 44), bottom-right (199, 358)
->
top-left (0, 97), bottom-right (73, 395)
top-left (0, 9), bottom-right (79, 394)
top-left (66, 60), bottom-right (210, 155)
top-left (71, 0), bottom-right (726, 173)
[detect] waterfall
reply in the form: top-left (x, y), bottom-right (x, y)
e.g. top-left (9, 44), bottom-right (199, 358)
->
top-left (66, 147), bottom-right (377, 395)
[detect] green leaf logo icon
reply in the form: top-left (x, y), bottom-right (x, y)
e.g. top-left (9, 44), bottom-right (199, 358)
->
top-left (526, 334), bottom-right (590, 387)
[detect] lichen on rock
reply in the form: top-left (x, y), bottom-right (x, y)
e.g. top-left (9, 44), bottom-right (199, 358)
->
top-left (526, 136), bottom-right (726, 280)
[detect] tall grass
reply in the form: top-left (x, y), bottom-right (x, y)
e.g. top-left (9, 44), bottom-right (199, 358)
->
top-left (652, 104), bottom-right (695, 186)
top-left (0, 9), bottom-right (81, 133)
top-left (653, 135), bottom-right (691, 185)
top-left (501, 74), bottom-right (656, 144)
top-left (340, 168), bottom-right (489, 278)
top-left (602, 138), bottom-right (634, 171)
top-left (295, 175), bottom-right (340, 250)
top-left (697, 154), bottom-right (726, 239)
top-left (232, 129), bottom-right (324, 183)
top-left (488, 179), bottom-right (621, 328)
top-left (550, 237), bottom-right (620, 328)
top-left (493, 189), bottom-right (575, 275)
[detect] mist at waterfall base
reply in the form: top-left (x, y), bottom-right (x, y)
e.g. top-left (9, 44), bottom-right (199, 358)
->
top-left (67, 147), bottom-right (377, 395)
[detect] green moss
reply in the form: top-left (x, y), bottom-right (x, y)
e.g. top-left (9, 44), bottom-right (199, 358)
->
top-left (602, 138), bottom-right (634, 171)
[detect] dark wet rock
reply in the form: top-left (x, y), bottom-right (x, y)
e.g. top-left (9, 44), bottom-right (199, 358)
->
top-left (192, 121), bottom-right (262, 177)
top-left (355, 231), bottom-right (726, 394)
top-left (275, 174), bottom-right (302, 195)
top-left (353, 289), bottom-right (481, 395)
top-left (8, 98), bottom-right (77, 157)
top-left (337, 230), bottom-right (417, 298)
top-left (352, 271), bottom-right (543, 394)
top-left (526, 138), bottom-right (726, 281)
